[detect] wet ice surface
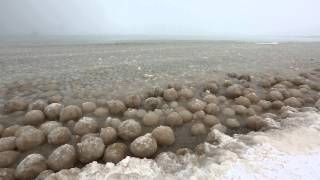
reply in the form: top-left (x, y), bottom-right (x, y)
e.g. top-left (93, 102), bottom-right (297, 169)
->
top-left (1, 41), bottom-right (320, 105)
top-left (47, 109), bottom-right (320, 180)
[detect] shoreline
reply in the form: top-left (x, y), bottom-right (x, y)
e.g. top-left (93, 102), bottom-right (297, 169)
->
top-left (1, 35), bottom-right (320, 47)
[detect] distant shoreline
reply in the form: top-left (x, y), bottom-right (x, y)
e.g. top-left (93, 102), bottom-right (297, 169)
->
top-left (1, 35), bottom-right (320, 47)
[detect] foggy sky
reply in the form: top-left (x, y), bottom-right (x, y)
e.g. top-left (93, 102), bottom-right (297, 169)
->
top-left (0, 0), bottom-right (319, 37)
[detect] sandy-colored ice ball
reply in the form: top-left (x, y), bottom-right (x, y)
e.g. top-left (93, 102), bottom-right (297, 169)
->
top-left (80, 133), bottom-right (99, 142)
top-left (142, 112), bottom-right (160, 126)
top-left (39, 121), bottom-right (62, 135)
top-left (144, 97), bottom-right (162, 110)
top-left (107, 100), bottom-right (126, 115)
top-left (81, 102), bottom-right (97, 114)
top-left (222, 107), bottom-right (236, 117)
top-left (16, 126), bottom-right (45, 151)
top-left (284, 97), bottom-right (302, 107)
top-left (103, 143), bottom-right (128, 163)
top-left (0, 137), bottom-right (16, 152)
top-left (249, 105), bottom-right (263, 114)
top-left (124, 95), bottom-right (142, 108)
top-left (165, 112), bottom-right (183, 127)
top-left (269, 90), bottom-right (284, 101)
top-left (48, 95), bottom-right (63, 104)
top-left (100, 127), bottom-right (117, 145)
top-left (191, 123), bottom-right (207, 136)
top-left (168, 83), bottom-right (182, 91)
top-left (225, 118), bottom-right (240, 129)
top-left (193, 110), bottom-right (205, 121)
top-left (152, 126), bottom-right (175, 146)
top-left (77, 136), bottom-right (105, 163)
top-left (203, 94), bottom-right (219, 104)
top-left (272, 100), bottom-right (284, 109)
top-left (0, 151), bottom-right (19, 168)
top-left (73, 117), bottom-right (98, 136)
top-left (226, 84), bottom-right (243, 98)
top-left (233, 105), bottom-right (248, 116)
top-left (234, 96), bottom-right (251, 107)
top-left (245, 92), bottom-right (260, 104)
top-left (163, 88), bottom-right (178, 102)
top-left (35, 170), bottom-right (54, 180)
top-left (29, 100), bottom-right (47, 111)
top-left (44, 103), bottom-right (63, 120)
top-left (1, 125), bottom-right (21, 137)
top-left (259, 79), bottom-right (272, 88)
top-left (203, 81), bottom-right (219, 93)
top-left (24, 110), bottom-right (45, 126)
top-left (205, 103), bottom-right (220, 115)
top-left (93, 107), bottom-right (109, 117)
top-left (146, 86), bottom-right (164, 97)
top-left (47, 144), bottom-right (76, 171)
top-left (123, 109), bottom-right (138, 119)
top-left (178, 88), bottom-right (194, 100)
top-left (202, 115), bottom-right (219, 127)
top-left (15, 154), bottom-right (47, 180)
top-left (246, 116), bottom-right (264, 131)
top-left (118, 119), bottom-right (142, 141)
top-left (289, 89), bottom-right (303, 98)
top-left (48, 127), bottom-right (71, 145)
top-left (178, 110), bottom-right (193, 123)
top-left (258, 100), bottom-right (272, 110)
top-left (130, 133), bottom-right (158, 158)
top-left (59, 105), bottom-right (82, 122)
top-left (4, 98), bottom-right (28, 113)
top-left (104, 117), bottom-right (121, 129)
top-left (188, 99), bottom-right (206, 112)
top-left (0, 168), bottom-right (15, 180)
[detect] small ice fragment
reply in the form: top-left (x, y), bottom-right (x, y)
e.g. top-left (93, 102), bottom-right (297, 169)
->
top-left (143, 74), bottom-right (154, 78)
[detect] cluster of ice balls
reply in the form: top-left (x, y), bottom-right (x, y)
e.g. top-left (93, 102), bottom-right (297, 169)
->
top-left (0, 70), bottom-right (320, 179)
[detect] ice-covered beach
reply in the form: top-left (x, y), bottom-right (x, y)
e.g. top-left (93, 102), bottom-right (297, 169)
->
top-left (0, 41), bottom-right (320, 180)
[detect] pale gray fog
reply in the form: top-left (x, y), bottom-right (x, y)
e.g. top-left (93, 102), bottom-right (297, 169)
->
top-left (0, 0), bottom-right (320, 37)
top-left (1, 1), bottom-right (320, 180)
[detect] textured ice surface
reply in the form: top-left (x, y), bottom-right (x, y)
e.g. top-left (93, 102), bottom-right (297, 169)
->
top-left (47, 109), bottom-right (320, 180)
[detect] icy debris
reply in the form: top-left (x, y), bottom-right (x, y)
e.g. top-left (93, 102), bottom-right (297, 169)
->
top-left (143, 74), bottom-right (155, 78)
top-left (155, 152), bottom-right (182, 173)
top-left (77, 157), bottom-right (163, 180)
top-left (261, 118), bottom-right (281, 130)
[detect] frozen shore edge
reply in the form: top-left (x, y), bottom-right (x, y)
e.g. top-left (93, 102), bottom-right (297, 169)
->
top-left (46, 107), bottom-right (320, 180)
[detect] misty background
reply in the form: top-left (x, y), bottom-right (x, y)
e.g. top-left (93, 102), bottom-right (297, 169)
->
top-left (0, 0), bottom-right (320, 39)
